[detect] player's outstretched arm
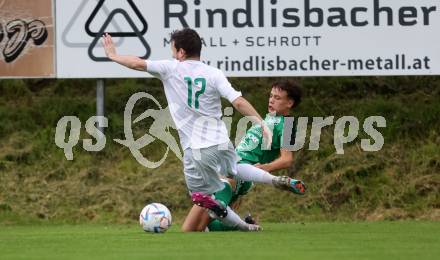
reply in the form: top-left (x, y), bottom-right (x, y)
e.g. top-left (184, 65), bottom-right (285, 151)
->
top-left (255, 148), bottom-right (294, 172)
top-left (102, 33), bottom-right (146, 71)
top-left (231, 96), bottom-right (263, 122)
top-left (231, 97), bottom-right (273, 147)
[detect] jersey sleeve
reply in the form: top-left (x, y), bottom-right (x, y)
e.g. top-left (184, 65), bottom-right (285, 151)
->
top-left (145, 60), bottom-right (175, 79)
top-left (214, 70), bottom-right (242, 103)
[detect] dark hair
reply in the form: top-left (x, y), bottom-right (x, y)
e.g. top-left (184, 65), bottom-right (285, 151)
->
top-left (170, 28), bottom-right (202, 58)
top-left (272, 80), bottom-right (302, 108)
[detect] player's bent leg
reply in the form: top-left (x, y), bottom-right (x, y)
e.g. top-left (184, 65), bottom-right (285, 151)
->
top-left (196, 180), bottom-right (234, 231)
top-left (189, 145), bottom-right (262, 231)
top-left (222, 206), bottom-right (262, 232)
top-left (191, 193), bottom-right (262, 231)
top-left (207, 213), bottom-right (257, 232)
top-left (181, 205), bottom-right (208, 232)
top-left (196, 209), bottom-right (212, 231)
top-left (191, 192), bottom-right (228, 218)
top-left (203, 181), bottom-right (236, 231)
top-left (207, 219), bottom-right (238, 231)
top-left (202, 181), bottom-right (259, 232)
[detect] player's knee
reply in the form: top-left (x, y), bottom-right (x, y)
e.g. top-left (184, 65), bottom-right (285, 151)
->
top-left (181, 226), bottom-right (191, 232)
top-left (181, 224), bottom-right (198, 232)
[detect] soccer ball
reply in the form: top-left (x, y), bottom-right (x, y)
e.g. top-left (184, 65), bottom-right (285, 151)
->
top-left (139, 203), bottom-right (172, 233)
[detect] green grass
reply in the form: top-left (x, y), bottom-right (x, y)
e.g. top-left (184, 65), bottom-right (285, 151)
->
top-left (0, 78), bottom-right (439, 222)
top-left (0, 222), bottom-right (439, 260)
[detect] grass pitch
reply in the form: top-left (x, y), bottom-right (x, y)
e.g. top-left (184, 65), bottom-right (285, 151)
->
top-left (0, 222), bottom-right (439, 260)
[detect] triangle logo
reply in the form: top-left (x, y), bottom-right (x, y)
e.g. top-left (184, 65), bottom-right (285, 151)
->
top-left (62, 0), bottom-right (126, 48)
top-left (85, 0), bottom-right (147, 37)
top-left (88, 9), bottom-right (151, 62)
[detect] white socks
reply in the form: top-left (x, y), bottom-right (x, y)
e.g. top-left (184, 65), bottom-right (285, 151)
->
top-left (236, 163), bottom-right (275, 185)
top-left (219, 206), bottom-right (250, 230)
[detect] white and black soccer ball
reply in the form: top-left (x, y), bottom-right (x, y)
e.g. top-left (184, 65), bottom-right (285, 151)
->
top-left (139, 203), bottom-right (172, 233)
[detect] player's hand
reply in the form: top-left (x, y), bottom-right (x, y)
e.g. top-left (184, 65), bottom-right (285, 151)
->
top-left (102, 33), bottom-right (116, 59)
top-left (254, 163), bottom-right (271, 172)
top-left (261, 121), bottom-right (272, 150)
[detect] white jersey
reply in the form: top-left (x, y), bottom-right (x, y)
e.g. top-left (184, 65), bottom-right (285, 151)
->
top-left (146, 59), bottom-right (242, 150)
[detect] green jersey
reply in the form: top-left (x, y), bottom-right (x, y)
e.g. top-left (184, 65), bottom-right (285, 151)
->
top-left (210, 114), bottom-right (295, 231)
top-left (236, 114), bottom-right (287, 164)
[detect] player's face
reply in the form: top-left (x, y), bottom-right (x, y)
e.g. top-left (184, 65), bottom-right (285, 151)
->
top-left (268, 87), bottom-right (294, 115)
top-left (171, 41), bottom-right (185, 61)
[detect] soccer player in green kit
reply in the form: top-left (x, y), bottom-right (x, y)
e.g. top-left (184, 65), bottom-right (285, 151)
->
top-left (182, 80), bottom-right (306, 232)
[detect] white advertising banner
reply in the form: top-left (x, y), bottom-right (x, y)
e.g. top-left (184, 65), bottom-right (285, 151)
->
top-left (56, 0), bottom-right (440, 78)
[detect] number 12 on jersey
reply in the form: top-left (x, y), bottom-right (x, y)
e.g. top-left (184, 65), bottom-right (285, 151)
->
top-left (184, 77), bottom-right (206, 109)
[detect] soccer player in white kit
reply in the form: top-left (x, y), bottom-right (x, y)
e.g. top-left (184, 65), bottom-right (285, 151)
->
top-left (102, 28), bottom-right (270, 231)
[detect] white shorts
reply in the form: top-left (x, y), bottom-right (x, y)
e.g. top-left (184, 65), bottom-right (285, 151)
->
top-left (183, 142), bottom-right (238, 195)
